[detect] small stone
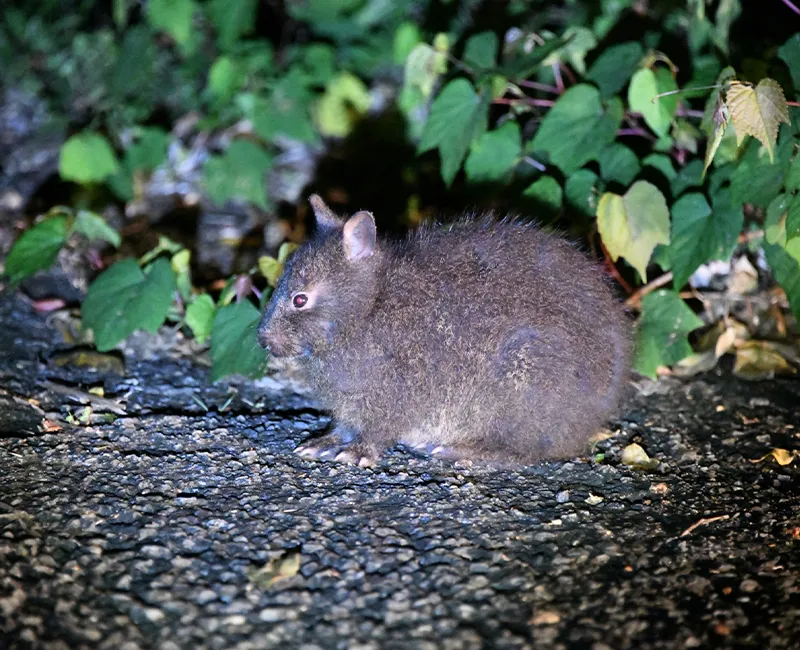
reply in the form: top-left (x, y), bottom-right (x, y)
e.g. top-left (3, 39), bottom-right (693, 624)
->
top-left (140, 545), bottom-right (172, 560)
top-left (195, 589), bottom-right (218, 605)
top-left (740, 579), bottom-right (760, 593)
top-left (530, 610), bottom-right (560, 625)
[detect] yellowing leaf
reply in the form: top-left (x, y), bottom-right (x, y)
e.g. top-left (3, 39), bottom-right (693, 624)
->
top-left (277, 242), bottom-right (299, 264)
top-left (258, 255), bottom-right (283, 288)
top-left (314, 72), bottom-right (371, 138)
top-left (702, 96), bottom-right (729, 178)
top-left (404, 42), bottom-right (448, 99)
top-left (596, 180), bottom-right (670, 281)
top-left (726, 79), bottom-right (790, 163)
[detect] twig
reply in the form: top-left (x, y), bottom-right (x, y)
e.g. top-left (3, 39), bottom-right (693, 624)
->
top-left (552, 62), bottom-right (564, 93)
top-left (600, 242), bottom-right (634, 296)
top-left (738, 229), bottom-right (764, 244)
top-left (779, 0), bottom-right (800, 16)
top-left (522, 156), bottom-right (547, 172)
top-left (517, 80), bottom-right (561, 94)
top-left (492, 97), bottom-right (555, 107)
top-left (680, 514), bottom-right (730, 537)
top-left (559, 62), bottom-right (577, 85)
top-left (624, 272), bottom-right (674, 310)
top-left (618, 127), bottom-right (658, 142)
top-left (675, 107), bottom-right (705, 119)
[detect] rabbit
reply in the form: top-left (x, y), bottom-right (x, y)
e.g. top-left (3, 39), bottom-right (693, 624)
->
top-left (257, 195), bottom-right (631, 467)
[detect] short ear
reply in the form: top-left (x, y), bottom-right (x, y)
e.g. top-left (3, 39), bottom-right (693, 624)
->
top-left (309, 194), bottom-right (344, 231)
top-left (342, 211), bottom-right (376, 261)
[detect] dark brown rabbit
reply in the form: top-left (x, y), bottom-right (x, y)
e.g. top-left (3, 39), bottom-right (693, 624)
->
top-left (257, 195), bottom-right (631, 467)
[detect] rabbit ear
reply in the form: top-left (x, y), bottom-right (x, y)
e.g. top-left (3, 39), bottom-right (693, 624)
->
top-left (343, 211), bottom-right (376, 261)
top-left (309, 194), bottom-right (344, 230)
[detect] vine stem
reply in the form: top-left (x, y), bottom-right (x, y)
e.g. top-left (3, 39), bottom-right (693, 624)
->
top-left (779, 0), bottom-right (800, 16)
top-left (599, 242), bottom-right (634, 297)
top-left (517, 80), bottom-right (561, 94)
top-left (492, 97), bottom-right (555, 107)
top-left (618, 127), bottom-right (658, 142)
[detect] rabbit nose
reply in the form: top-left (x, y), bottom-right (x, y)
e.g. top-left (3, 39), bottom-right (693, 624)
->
top-left (256, 326), bottom-right (272, 350)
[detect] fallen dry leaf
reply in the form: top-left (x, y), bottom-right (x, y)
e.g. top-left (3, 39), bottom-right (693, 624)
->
top-left (750, 448), bottom-right (798, 466)
top-left (247, 550), bottom-right (302, 589)
top-left (621, 443), bottom-right (659, 470)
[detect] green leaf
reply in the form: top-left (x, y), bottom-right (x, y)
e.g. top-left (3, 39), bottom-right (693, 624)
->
top-left (596, 180), bottom-right (670, 282)
top-left (258, 255), bottom-right (284, 288)
top-left (185, 293), bottom-right (216, 344)
top-left (671, 159), bottom-right (704, 197)
top-left (544, 26), bottom-right (597, 75)
top-left (147, 0), bottom-right (195, 50)
top-left (419, 78), bottom-right (489, 187)
top-left (301, 44), bottom-right (335, 85)
top-left (464, 122), bottom-right (521, 183)
top-left (4, 217), bottom-right (69, 283)
top-left (208, 56), bottom-right (240, 102)
top-left (110, 26), bottom-right (156, 100)
top-left (82, 258), bottom-right (177, 351)
top-left (60, 132), bottom-right (120, 184)
top-left (730, 128), bottom-right (792, 208)
top-left (785, 155), bottom-right (800, 193)
top-left (529, 84), bottom-right (623, 175)
top-left (394, 22), bottom-right (422, 64)
top-left (314, 72), bottom-right (371, 138)
top-left (586, 42), bottom-right (644, 99)
top-left (786, 194), bottom-right (800, 239)
top-left (71, 210), bottom-right (121, 247)
top-left (701, 66), bottom-right (736, 177)
top-left (635, 289), bottom-right (704, 379)
top-left (245, 73), bottom-right (316, 143)
top-left (778, 34), bottom-right (800, 90)
top-left (171, 249), bottom-right (192, 301)
top-left (565, 169), bottom-right (602, 217)
top-left (764, 241), bottom-right (800, 321)
top-left (499, 35), bottom-right (571, 80)
top-left (204, 140), bottom-right (273, 208)
top-left (642, 154), bottom-right (676, 183)
top-left (599, 144), bottom-right (640, 186)
top-left (126, 127), bottom-right (169, 172)
top-left (463, 31), bottom-right (497, 72)
top-left (523, 176), bottom-right (562, 213)
top-left (765, 193), bottom-right (792, 245)
top-left (210, 301), bottom-right (268, 381)
top-left (208, 0), bottom-right (256, 49)
top-left (668, 189), bottom-right (742, 289)
top-left (628, 67), bottom-right (679, 137)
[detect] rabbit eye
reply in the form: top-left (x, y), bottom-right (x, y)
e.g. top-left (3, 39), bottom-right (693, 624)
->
top-left (292, 293), bottom-right (309, 309)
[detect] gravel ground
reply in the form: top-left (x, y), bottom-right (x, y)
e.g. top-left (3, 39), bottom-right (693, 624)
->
top-left (1, 294), bottom-right (798, 650)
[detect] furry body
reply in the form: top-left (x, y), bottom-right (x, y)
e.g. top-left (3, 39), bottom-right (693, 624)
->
top-left (258, 197), bottom-right (630, 466)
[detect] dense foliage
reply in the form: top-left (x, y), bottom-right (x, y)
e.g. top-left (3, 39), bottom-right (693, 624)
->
top-left (2, 0), bottom-right (800, 381)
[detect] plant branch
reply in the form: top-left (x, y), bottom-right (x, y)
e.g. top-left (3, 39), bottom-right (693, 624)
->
top-left (618, 127), bottom-right (658, 142)
top-left (625, 272), bottom-right (674, 310)
top-left (517, 80), bottom-right (561, 94)
top-left (779, 0), bottom-right (800, 16)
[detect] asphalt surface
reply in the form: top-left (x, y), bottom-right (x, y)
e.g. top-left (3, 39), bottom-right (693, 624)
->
top-left (1, 294), bottom-right (798, 650)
